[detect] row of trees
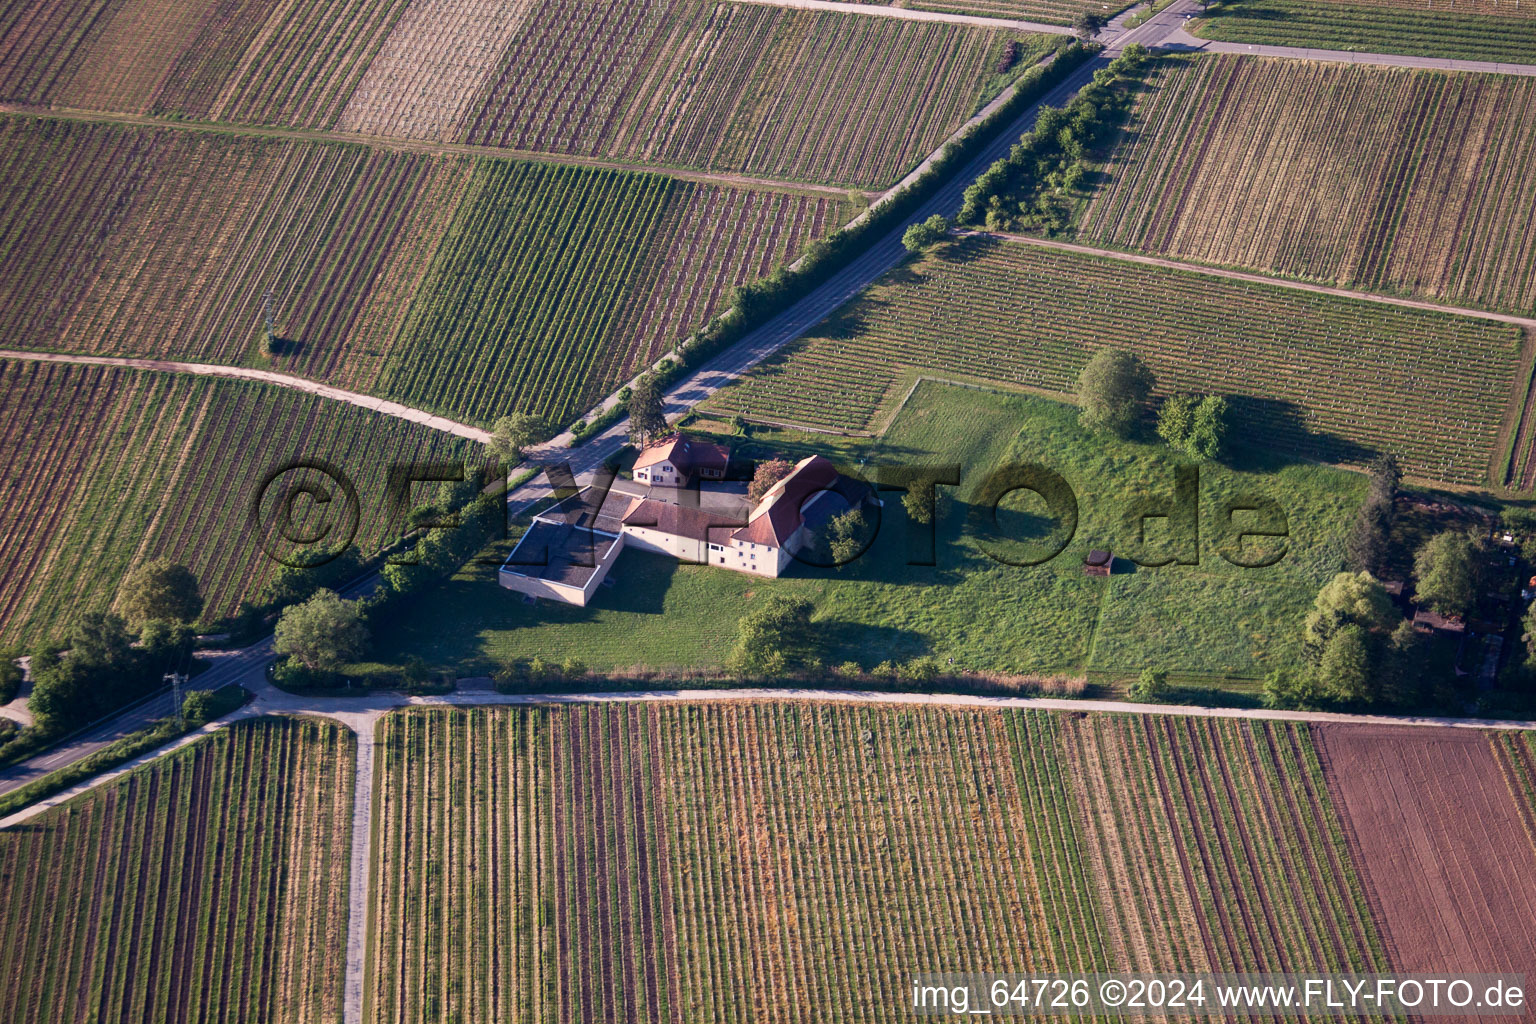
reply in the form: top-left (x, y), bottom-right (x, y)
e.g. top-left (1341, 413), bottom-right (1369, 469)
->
top-left (958, 45), bottom-right (1151, 234)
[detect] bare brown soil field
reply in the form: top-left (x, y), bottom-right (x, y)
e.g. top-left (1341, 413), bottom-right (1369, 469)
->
top-left (1316, 724), bottom-right (1536, 979)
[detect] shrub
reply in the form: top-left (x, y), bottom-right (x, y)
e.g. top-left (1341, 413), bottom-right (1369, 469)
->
top-left (1128, 668), bottom-right (1170, 702)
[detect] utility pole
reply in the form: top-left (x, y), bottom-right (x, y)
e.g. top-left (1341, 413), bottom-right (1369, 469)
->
top-left (164, 672), bottom-right (187, 728)
top-left (261, 288), bottom-right (277, 352)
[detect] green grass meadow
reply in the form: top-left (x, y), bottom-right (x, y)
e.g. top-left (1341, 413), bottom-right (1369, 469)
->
top-left (372, 383), bottom-right (1362, 684)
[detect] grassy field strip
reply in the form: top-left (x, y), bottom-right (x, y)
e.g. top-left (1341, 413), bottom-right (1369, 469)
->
top-left (0, 717), bottom-right (354, 1023)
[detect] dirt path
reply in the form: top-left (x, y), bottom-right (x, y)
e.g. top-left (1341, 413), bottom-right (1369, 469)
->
top-left (725, 0), bottom-right (1071, 32)
top-left (967, 230), bottom-right (1536, 330)
top-left (0, 350), bottom-right (492, 443)
top-left (0, 102), bottom-right (873, 201)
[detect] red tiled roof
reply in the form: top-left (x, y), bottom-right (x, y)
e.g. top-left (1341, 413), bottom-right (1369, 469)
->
top-left (633, 435), bottom-right (730, 474)
top-left (732, 455), bottom-right (842, 548)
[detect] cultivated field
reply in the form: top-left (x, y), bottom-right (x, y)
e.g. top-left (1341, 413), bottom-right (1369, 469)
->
top-left (1316, 726), bottom-right (1536, 977)
top-left (0, 716), bottom-right (354, 1024)
top-left (2, 0), bottom-right (1045, 187)
top-left (0, 360), bottom-right (478, 644)
top-left (378, 162), bottom-right (852, 426)
top-left (464, 1), bottom-right (1039, 187)
top-left (0, 0), bottom-right (413, 126)
top-left (0, 116), bottom-right (457, 377)
top-left (1192, 0), bottom-right (1536, 63)
top-left (335, 0), bottom-right (533, 141)
top-left (706, 238), bottom-right (1523, 485)
top-left (0, 115), bottom-right (849, 426)
top-left (1079, 56), bottom-right (1536, 313)
top-left (365, 704), bottom-right (1385, 1022)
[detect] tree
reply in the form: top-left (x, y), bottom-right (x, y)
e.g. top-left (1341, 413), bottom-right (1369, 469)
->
top-left (69, 611), bottom-right (135, 670)
top-left (118, 558), bottom-right (203, 626)
top-left (274, 590), bottom-right (368, 676)
top-left (1365, 453), bottom-right (1402, 507)
top-left (1129, 668), bottom-right (1170, 702)
top-left (25, 614), bottom-right (161, 733)
top-left (27, 614), bottom-right (137, 732)
top-left (627, 374), bottom-right (668, 447)
top-left (1317, 624), bottom-right (1374, 704)
top-left (1262, 668), bottom-right (1329, 711)
top-left (1344, 502), bottom-right (1392, 577)
top-left (139, 619), bottom-right (194, 665)
top-left (903, 485), bottom-right (934, 525)
top-left (1076, 348), bottom-right (1154, 436)
top-left (182, 689), bottom-right (218, 725)
top-left (824, 509), bottom-right (869, 568)
top-left (1073, 10), bottom-right (1108, 39)
top-left (748, 458), bottom-right (795, 504)
top-left (0, 647), bottom-right (20, 705)
top-left (902, 214), bottom-right (950, 253)
top-left (486, 412), bottom-right (543, 464)
top-left (1157, 394), bottom-right (1228, 460)
top-left (1380, 619), bottom-right (1430, 707)
top-left (27, 658), bottom-right (92, 733)
top-left (1413, 531), bottom-right (1478, 618)
top-left (727, 596), bottom-right (816, 676)
top-left (1346, 454), bottom-right (1402, 575)
top-left (1525, 599), bottom-right (1536, 667)
top-left (1302, 571), bottom-right (1397, 665)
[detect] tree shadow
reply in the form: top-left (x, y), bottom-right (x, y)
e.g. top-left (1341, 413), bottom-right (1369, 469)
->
top-left (816, 620), bottom-right (932, 668)
top-left (265, 336), bottom-right (306, 358)
top-left (1222, 394), bottom-right (1377, 472)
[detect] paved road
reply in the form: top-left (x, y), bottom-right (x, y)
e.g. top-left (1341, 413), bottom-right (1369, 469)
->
top-left (0, 350), bottom-right (491, 443)
top-left (0, 568), bottom-right (382, 798)
top-left (968, 230), bottom-right (1536, 330)
top-left (1160, 26), bottom-right (1536, 75)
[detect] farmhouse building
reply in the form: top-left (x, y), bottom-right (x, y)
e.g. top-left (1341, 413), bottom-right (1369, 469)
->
top-left (500, 453), bottom-right (874, 603)
top-left (632, 436), bottom-right (730, 486)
